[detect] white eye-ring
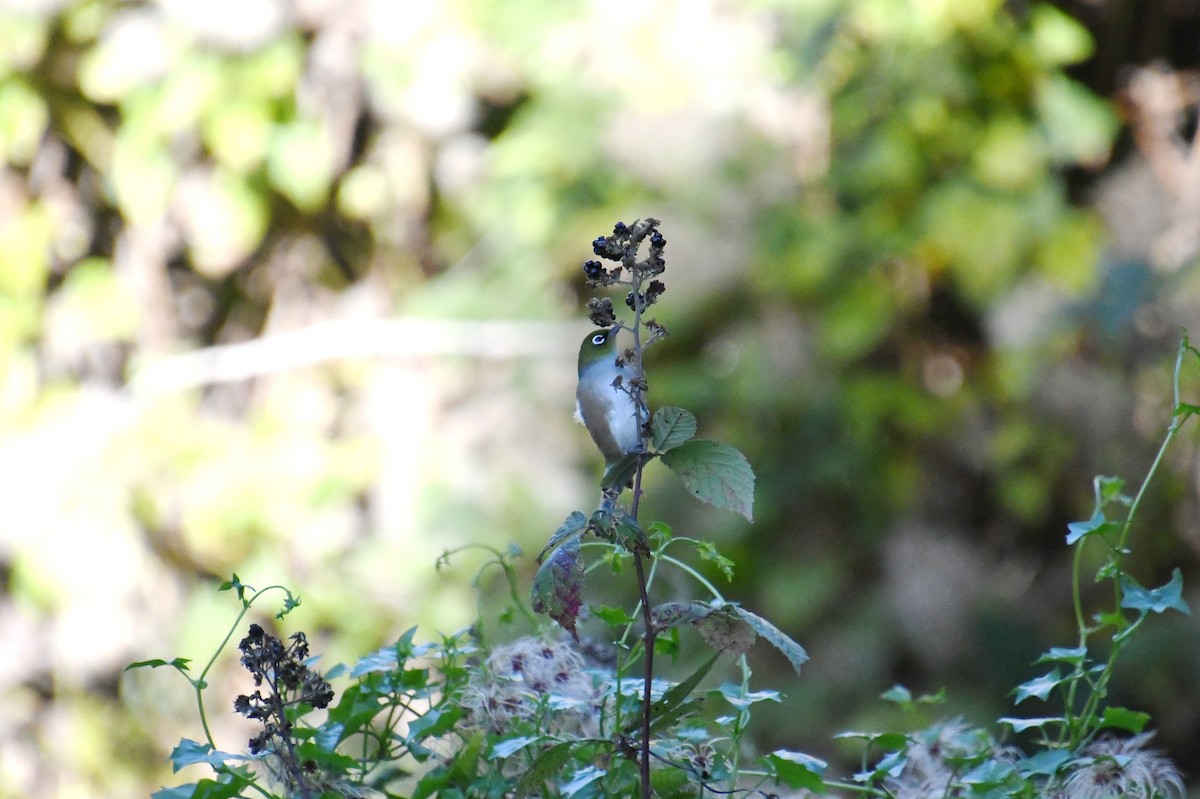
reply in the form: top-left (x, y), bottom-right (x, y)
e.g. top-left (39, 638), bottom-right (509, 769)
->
top-left (591, 333), bottom-right (606, 345)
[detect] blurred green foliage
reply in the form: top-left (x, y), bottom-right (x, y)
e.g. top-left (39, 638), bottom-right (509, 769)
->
top-left (1, 0), bottom-right (1199, 796)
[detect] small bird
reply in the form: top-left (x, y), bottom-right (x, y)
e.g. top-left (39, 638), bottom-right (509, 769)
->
top-left (575, 327), bottom-right (647, 472)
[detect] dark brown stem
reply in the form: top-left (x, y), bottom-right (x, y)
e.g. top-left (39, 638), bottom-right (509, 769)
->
top-left (630, 454), bottom-right (653, 799)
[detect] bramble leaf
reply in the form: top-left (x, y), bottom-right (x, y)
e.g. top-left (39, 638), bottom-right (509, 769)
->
top-left (601, 453), bottom-right (640, 492)
top-left (538, 511), bottom-right (587, 563)
top-left (651, 406), bottom-right (697, 452)
top-left (731, 605), bottom-right (808, 673)
top-left (661, 439), bottom-right (755, 521)
top-left (531, 539), bottom-right (584, 639)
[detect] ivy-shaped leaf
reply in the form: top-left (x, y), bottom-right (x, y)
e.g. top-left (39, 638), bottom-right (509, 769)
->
top-left (1065, 507), bottom-right (1117, 545)
top-left (1120, 568), bottom-right (1190, 615)
top-left (168, 739), bottom-right (247, 772)
top-left (531, 539), bottom-right (584, 639)
top-left (998, 716), bottom-right (1061, 733)
top-left (651, 406), bottom-right (697, 452)
top-left (1013, 668), bottom-right (1063, 703)
top-left (661, 439), bottom-right (755, 521)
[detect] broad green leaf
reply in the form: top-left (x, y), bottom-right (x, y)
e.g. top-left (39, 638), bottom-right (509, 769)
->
top-left (717, 684), bottom-right (781, 710)
top-left (1065, 507), bottom-right (1114, 545)
top-left (562, 765), bottom-right (605, 797)
top-left (767, 750), bottom-right (827, 792)
top-left (661, 439), bottom-right (755, 521)
top-left (1098, 706), bottom-right (1150, 733)
top-left (1120, 569), bottom-right (1190, 615)
top-left (152, 778), bottom-right (250, 799)
top-left (1014, 668), bottom-right (1063, 703)
top-left (601, 453), bottom-right (640, 492)
top-left (125, 657), bottom-right (190, 672)
top-left (489, 735), bottom-right (543, 759)
top-left (644, 651), bottom-right (721, 734)
top-left (168, 739), bottom-right (246, 772)
top-left (833, 730), bottom-right (908, 750)
top-left (998, 716), bottom-right (1061, 732)
top-left (590, 603), bottom-right (636, 626)
top-left (530, 539), bottom-right (584, 639)
top-left (731, 606), bottom-right (808, 672)
top-left (854, 750), bottom-right (907, 782)
top-left (1018, 748), bottom-right (1072, 776)
top-left (961, 759), bottom-right (1017, 787)
top-left (651, 406), bottom-right (697, 452)
top-left (538, 511), bottom-right (587, 563)
top-left (517, 741), bottom-right (579, 795)
top-left (1036, 645), bottom-right (1088, 665)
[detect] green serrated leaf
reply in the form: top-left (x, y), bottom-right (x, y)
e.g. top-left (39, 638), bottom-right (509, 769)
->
top-left (651, 406), bottom-right (697, 452)
top-left (1120, 569), bottom-right (1191, 615)
top-left (601, 453), bottom-right (641, 492)
top-left (767, 750), bottom-right (827, 791)
top-left (590, 603), bottom-right (636, 626)
top-left (696, 540), bottom-right (735, 581)
top-left (661, 439), bottom-right (755, 521)
top-left (731, 606), bottom-right (808, 672)
top-left (538, 511), bottom-right (588, 563)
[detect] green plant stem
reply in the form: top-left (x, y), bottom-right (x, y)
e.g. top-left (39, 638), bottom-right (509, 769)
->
top-left (1062, 336), bottom-right (1198, 746)
top-left (194, 584), bottom-right (291, 749)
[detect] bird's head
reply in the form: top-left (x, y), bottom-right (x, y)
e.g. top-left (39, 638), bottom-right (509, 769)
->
top-left (578, 327), bottom-right (621, 375)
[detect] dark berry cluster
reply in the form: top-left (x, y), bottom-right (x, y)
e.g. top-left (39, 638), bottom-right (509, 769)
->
top-left (581, 218), bottom-right (667, 293)
top-left (625, 279), bottom-right (666, 312)
top-left (234, 624), bottom-right (333, 757)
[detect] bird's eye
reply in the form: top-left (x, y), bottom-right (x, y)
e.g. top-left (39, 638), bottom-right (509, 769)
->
top-left (591, 333), bottom-right (606, 345)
